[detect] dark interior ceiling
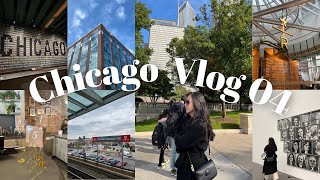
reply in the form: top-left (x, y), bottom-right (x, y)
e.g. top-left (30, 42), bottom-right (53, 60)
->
top-left (0, 0), bottom-right (67, 35)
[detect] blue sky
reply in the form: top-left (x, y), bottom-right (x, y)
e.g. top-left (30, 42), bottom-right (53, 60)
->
top-left (139, 0), bottom-right (211, 43)
top-left (68, 0), bottom-right (134, 53)
top-left (68, 93), bottom-right (135, 139)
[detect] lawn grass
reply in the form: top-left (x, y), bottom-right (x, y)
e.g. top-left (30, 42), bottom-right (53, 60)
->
top-left (135, 119), bottom-right (158, 132)
top-left (136, 110), bottom-right (252, 132)
top-left (210, 110), bottom-right (251, 129)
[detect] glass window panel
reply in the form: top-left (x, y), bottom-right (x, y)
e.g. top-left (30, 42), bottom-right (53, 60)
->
top-left (69, 42), bottom-right (81, 81)
top-left (79, 37), bottom-right (90, 77)
top-left (93, 90), bottom-right (115, 98)
top-left (68, 102), bottom-right (82, 112)
top-left (67, 46), bottom-right (74, 66)
top-left (112, 37), bottom-right (122, 88)
top-left (69, 93), bottom-right (93, 106)
top-left (104, 31), bottom-right (114, 89)
top-left (89, 30), bottom-right (99, 85)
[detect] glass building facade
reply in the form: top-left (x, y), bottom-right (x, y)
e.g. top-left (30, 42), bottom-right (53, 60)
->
top-left (67, 24), bottom-right (134, 90)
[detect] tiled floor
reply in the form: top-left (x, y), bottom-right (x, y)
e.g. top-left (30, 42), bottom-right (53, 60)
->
top-left (0, 153), bottom-right (64, 180)
top-left (52, 157), bottom-right (68, 180)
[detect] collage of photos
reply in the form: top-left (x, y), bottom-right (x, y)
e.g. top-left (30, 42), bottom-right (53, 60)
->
top-left (0, 0), bottom-right (320, 180)
top-left (278, 110), bottom-right (320, 172)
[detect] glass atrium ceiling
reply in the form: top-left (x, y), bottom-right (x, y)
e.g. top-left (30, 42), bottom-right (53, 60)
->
top-left (68, 90), bottom-right (132, 120)
top-left (253, 0), bottom-right (320, 45)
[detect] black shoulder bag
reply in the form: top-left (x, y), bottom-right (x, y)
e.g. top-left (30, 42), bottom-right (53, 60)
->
top-left (187, 146), bottom-right (218, 180)
top-left (265, 156), bottom-right (274, 162)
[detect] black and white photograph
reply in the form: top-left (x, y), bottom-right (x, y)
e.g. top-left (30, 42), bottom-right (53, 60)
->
top-left (284, 141), bottom-right (292, 153)
top-left (302, 141), bottom-right (312, 155)
top-left (287, 153), bottom-right (296, 166)
top-left (278, 119), bottom-right (283, 130)
top-left (288, 128), bottom-right (295, 140)
top-left (296, 154), bottom-right (306, 169)
top-left (306, 155), bottom-right (319, 172)
top-left (292, 140), bottom-right (301, 154)
top-left (306, 126), bottom-right (312, 140)
top-left (292, 115), bottom-right (301, 127)
top-left (301, 113), bottom-right (311, 127)
top-left (296, 127), bottom-right (305, 140)
top-left (282, 118), bottom-right (290, 129)
top-left (281, 130), bottom-right (288, 141)
top-left (311, 113), bottom-right (320, 125)
top-left (311, 110), bottom-right (320, 122)
top-left (312, 119), bottom-right (320, 125)
top-left (313, 140), bottom-right (320, 156)
top-left (310, 125), bottom-right (318, 140)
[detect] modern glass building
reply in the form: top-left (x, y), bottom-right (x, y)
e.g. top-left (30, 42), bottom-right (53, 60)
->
top-left (178, 0), bottom-right (196, 27)
top-left (148, 19), bottom-right (184, 71)
top-left (67, 24), bottom-right (134, 90)
top-left (148, 1), bottom-right (197, 71)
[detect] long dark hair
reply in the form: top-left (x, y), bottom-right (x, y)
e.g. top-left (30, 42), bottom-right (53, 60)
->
top-left (186, 92), bottom-right (215, 141)
top-left (268, 137), bottom-right (277, 151)
top-left (287, 153), bottom-right (295, 165)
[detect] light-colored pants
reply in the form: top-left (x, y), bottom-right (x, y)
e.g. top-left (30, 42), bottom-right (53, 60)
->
top-left (264, 172), bottom-right (279, 180)
top-left (168, 136), bottom-right (179, 169)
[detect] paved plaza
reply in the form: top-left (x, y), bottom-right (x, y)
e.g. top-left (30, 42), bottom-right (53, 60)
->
top-left (135, 132), bottom-right (301, 180)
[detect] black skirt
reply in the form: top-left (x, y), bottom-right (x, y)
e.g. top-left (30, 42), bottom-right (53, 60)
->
top-left (263, 158), bottom-right (277, 175)
top-left (177, 159), bottom-right (197, 180)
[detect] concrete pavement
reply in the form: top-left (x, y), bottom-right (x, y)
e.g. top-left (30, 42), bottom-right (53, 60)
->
top-left (211, 133), bottom-right (301, 180)
top-left (135, 132), bottom-right (301, 180)
top-left (135, 132), bottom-right (252, 180)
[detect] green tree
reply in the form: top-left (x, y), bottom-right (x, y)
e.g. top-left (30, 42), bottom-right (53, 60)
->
top-left (138, 70), bottom-right (174, 103)
top-left (167, 0), bottom-right (252, 117)
top-left (173, 85), bottom-right (190, 101)
top-left (135, 1), bottom-right (153, 65)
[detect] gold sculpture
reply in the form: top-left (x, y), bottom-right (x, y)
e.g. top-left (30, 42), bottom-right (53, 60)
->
top-left (272, 17), bottom-right (293, 49)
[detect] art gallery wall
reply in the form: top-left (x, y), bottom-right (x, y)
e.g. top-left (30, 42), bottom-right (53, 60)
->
top-left (253, 90), bottom-right (320, 179)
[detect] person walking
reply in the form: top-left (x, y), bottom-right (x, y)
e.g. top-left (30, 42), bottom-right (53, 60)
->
top-left (167, 96), bottom-right (186, 176)
top-left (156, 109), bottom-right (169, 170)
top-left (174, 92), bottom-right (215, 180)
top-left (263, 137), bottom-right (279, 180)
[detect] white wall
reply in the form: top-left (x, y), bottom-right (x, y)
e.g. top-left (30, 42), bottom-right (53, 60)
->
top-left (253, 90), bottom-right (320, 179)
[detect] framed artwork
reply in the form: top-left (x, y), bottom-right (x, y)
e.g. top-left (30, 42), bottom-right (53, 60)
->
top-left (37, 108), bottom-right (45, 115)
top-left (29, 108), bottom-right (36, 116)
top-left (45, 107), bottom-right (51, 115)
top-left (278, 109), bottom-right (320, 174)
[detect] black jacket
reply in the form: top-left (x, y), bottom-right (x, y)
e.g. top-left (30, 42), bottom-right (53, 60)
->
top-left (166, 102), bottom-right (186, 137)
top-left (174, 117), bottom-right (209, 180)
